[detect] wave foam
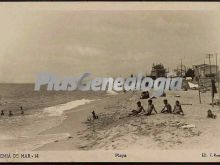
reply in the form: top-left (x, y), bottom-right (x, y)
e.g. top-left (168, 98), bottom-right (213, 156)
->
top-left (43, 99), bottom-right (94, 116)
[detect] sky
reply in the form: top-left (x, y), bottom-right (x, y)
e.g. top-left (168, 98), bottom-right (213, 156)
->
top-left (1, 3), bottom-right (220, 83)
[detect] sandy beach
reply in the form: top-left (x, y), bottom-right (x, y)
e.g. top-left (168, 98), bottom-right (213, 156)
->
top-left (36, 89), bottom-right (220, 151)
top-left (1, 85), bottom-right (219, 151)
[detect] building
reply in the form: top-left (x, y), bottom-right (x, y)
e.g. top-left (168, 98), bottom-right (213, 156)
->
top-left (193, 64), bottom-right (219, 81)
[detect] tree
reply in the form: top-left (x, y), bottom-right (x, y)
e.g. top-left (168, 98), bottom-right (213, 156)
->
top-left (151, 63), bottom-right (166, 77)
top-left (153, 64), bottom-right (165, 70)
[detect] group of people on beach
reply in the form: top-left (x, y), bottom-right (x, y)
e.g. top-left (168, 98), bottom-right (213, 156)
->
top-left (129, 98), bottom-right (184, 117)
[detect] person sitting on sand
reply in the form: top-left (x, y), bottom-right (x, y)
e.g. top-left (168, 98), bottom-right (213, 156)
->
top-left (173, 100), bottom-right (184, 115)
top-left (161, 99), bottom-right (172, 113)
top-left (92, 110), bottom-right (98, 119)
top-left (144, 99), bottom-right (157, 116)
top-left (1, 110), bottom-right (4, 116)
top-left (140, 91), bottom-right (149, 99)
top-left (9, 110), bottom-right (13, 117)
top-left (129, 101), bottom-right (144, 116)
top-left (207, 109), bottom-right (216, 119)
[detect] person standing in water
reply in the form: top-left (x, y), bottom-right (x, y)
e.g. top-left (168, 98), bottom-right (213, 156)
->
top-left (9, 110), bottom-right (13, 117)
top-left (1, 110), bottom-right (4, 116)
top-left (20, 106), bottom-right (24, 115)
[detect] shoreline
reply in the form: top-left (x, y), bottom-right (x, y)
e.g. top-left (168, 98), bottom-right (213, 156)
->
top-left (36, 90), bottom-right (220, 151)
top-left (36, 92), bottom-right (124, 150)
top-left (0, 96), bottom-right (106, 151)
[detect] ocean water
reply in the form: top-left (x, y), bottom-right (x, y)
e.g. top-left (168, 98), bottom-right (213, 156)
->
top-left (0, 84), bottom-right (106, 151)
top-left (0, 83), bottom-right (105, 112)
top-left (0, 98), bottom-right (97, 151)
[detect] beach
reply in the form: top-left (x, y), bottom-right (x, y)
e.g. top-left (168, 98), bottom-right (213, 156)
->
top-left (0, 84), bottom-right (106, 151)
top-left (1, 84), bottom-right (220, 151)
top-left (37, 89), bottom-right (220, 151)
top-left (1, 4), bottom-right (220, 162)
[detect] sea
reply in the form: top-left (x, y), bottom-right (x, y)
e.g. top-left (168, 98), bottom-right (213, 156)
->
top-left (0, 83), bottom-right (107, 151)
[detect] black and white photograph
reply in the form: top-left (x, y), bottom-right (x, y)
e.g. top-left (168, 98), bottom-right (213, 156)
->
top-left (0, 2), bottom-right (220, 162)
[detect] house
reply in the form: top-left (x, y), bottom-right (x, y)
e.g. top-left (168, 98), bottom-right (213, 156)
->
top-left (193, 64), bottom-right (219, 81)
